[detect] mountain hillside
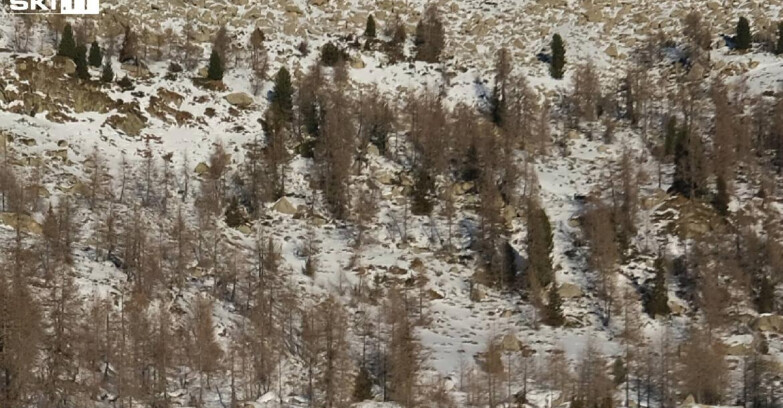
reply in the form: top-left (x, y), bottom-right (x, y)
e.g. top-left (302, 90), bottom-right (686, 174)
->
top-left (1, 1), bottom-right (783, 407)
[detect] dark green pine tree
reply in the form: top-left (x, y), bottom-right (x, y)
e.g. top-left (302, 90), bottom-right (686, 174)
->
top-left (320, 42), bottom-right (341, 66)
top-left (735, 17), bottom-right (751, 51)
top-left (410, 168), bottom-right (434, 216)
top-left (100, 59), bottom-right (114, 83)
top-left (527, 202), bottom-right (554, 287)
top-left (74, 44), bottom-right (90, 80)
top-left (502, 240), bottom-right (518, 289)
top-left (207, 49), bottom-right (224, 81)
top-left (88, 41), bottom-right (102, 67)
top-left (302, 256), bottom-right (316, 278)
top-left (544, 281), bottom-right (564, 327)
top-left (461, 144), bottom-right (480, 182)
top-left (224, 197), bottom-right (244, 228)
top-left (713, 175), bottom-right (729, 216)
top-left (271, 67), bottom-right (294, 122)
top-left (757, 275), bottom-right (775, 314)
top-left (352, 365), bottom-right (374, 402)
top-left (550, 33), bottom-right (566, 79)
top-left (776, 22), bottom-right (783, 55)
top-left (365, 14), bottom-right (377, 38)
top-left (645, 257), bottom-right (670, 318)
top-left (57, 23), bottom-right (77, 60)
top-left (663, 115), bottom-right (678, 155)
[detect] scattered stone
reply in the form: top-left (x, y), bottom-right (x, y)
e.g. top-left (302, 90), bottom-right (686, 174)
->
top-left (451, 181), bottom-right (474, 195)
top-left (351, 56), bottom-right (366, 69)
top-left (427, 289), bottom-right (445, 300)
top-left (470, 284), bottom-right (487, 302)
top-left (668, 300), bottom-right (686, 315)
top-left (376, 171), bottom-right (396, 185)
top-left (410, 258), bottom-right (425, 273)
top-left (389, 265), bottom-right (408, 275)
top-left (17, 137), bottom-right (36, 146)
top-left (558, 282), bottom-right (583, 299)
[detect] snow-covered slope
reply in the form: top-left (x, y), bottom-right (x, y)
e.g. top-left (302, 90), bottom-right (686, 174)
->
top-left (1, 0), bottom-right (783, 407)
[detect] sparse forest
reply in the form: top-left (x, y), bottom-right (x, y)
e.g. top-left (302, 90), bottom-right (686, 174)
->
top-left (0, 1), bottom-right (782, 408)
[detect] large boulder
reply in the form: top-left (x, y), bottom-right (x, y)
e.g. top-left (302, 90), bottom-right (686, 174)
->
top-left (121, 63), bottom-right (151, 78)
top-left (52, 55), bottom-right (76, 75)
top-left (105, 112), bottom-right (146, 136)
top-left (272, 197), bottom-right (297, 215)
top-left (558, 282), bottom-right (583, 299)
top-left (501, 333), bottom-right (524, 352)
top-left (351, 56), bottom-right (366, 69)
top-left (0, 212), bottom-right (43, 235)
top-left (375, 171), bottom-right (396, 185)
top-left (470, 283), bottom-right (488, 302)
top-left (224, 92), bottom-right (254, 108)
top-left (451, 181), bottom-right (475, 195)
top-left (194, 162), bottom-right (210, 176)
top-left (753, 314), bottom-right (783, 333)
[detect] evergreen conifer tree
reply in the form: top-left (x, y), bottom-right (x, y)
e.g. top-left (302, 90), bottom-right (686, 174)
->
top-left (550, 34), bottom-right (566, 79)
top-left (74, 44), bottom-right (90, 80)
top-left (414, 4), bottom-right (445, 63)
top-left (353, 365), bottom-right (374, 402)
top-left (365, 14), bottom-right (377, 38)
top-left (271, 67), bottom-right (293, 122)
top-left (527, 202), bottom-right (554, 287)
top-left (207, 49), bottom-right (224, 81)
top-left (57, 23), bottom-right (77, 60)
top-left (758, 276), bottom-right (775, 314)
top-left (713, 175), bottom-right (729, 216)
top-left (544, 282), bottom-right (564, 326)
top-left (320, 42), bottom-right (341, 66)
top-left (461, 145), bottom-right (480, 182)
top-left (410, 168), bottom-right (434, 215)
top-left (776, 22), bottom-right (783, 55)
top-left (88, 41), bottom-right (102, 67)
top-left (645, 257), bottom-right (670, 318)
top-left (736, 17), bottom-right (751, 51)
top-left (100, 59), bottom-right (114, 83)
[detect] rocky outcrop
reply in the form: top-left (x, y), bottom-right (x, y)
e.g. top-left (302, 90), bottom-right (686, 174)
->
top-left (105, 110), bottom-right (147, 136)
top-left (0, 212), bottom-right (43, 235)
